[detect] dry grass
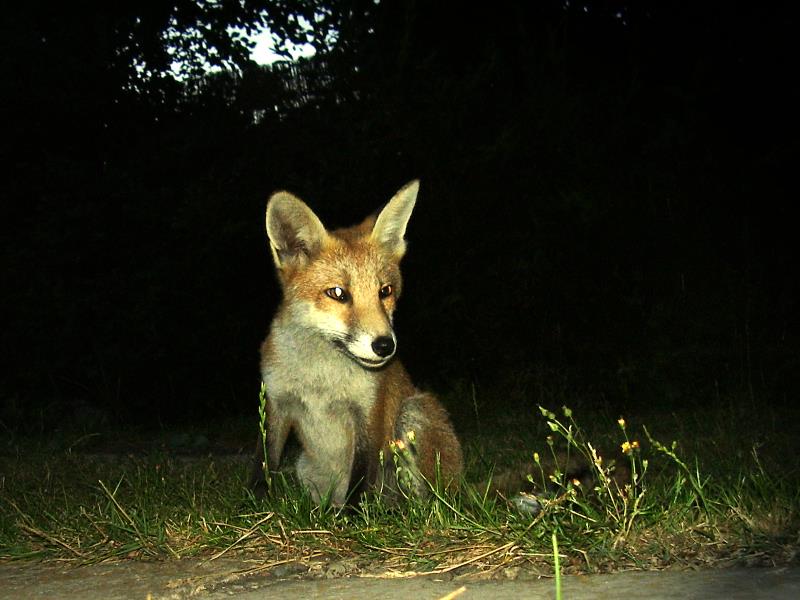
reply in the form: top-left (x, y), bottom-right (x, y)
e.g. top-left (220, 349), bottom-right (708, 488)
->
top-left (1, 399), bottom-right (798, 577)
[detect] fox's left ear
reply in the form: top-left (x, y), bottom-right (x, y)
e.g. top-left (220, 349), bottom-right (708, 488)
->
top-left (371, 180), bottom-right (419, 258)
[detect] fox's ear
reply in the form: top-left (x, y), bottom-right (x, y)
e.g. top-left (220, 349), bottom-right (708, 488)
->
top-left (371, 180), bottom-right (419, 258)
top-left (266, 191), bottom-right (328, 269)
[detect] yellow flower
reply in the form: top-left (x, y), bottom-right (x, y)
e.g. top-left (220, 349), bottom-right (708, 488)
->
top-left (406, 430), bottom-right (416, 443)
top-left (618, 417), bottom-right (626, 429)
top-left (621, 440), bottom-right (640, 455)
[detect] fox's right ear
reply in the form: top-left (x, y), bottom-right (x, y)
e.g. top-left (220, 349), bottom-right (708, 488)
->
top-left (266, 191), bottom-right (328, 269)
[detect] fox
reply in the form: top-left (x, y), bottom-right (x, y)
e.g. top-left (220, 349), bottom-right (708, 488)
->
top-left (250, 180), bottom-right (463, 505)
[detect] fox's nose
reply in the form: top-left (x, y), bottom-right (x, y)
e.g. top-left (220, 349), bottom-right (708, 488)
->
top-left (371, 336), bottom-right (396, 358)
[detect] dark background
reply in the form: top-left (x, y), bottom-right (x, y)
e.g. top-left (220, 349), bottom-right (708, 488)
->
top-left (2, 1), bottom-right (797, 432)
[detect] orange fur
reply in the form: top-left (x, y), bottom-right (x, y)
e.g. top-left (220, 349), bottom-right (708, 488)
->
top-left (251, 181), bottom-right (462, 504)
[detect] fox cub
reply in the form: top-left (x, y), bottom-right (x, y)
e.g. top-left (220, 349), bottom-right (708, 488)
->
top-left (251, 181), bottom-right (463, 504)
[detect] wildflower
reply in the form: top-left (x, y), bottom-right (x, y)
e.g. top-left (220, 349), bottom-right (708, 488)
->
top-left (621, 440), bottom-right (640, 455)
top-left (539, 406), bottom-right (556, 420)
top-left (618, 417), bottom-right (626, 429)
top-left (562, 406), bottom-right (573, 418)
top-left (406, 430), bottom-right (416, 443)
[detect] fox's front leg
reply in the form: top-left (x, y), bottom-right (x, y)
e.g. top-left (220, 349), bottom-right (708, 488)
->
top-left (294, 412), bottom-right (357, 505)
top-left (266, 398), bottom-right (293, 472)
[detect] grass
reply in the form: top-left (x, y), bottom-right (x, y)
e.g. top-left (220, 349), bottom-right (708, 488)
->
top-left (1, 388), bottom-right (798, 579)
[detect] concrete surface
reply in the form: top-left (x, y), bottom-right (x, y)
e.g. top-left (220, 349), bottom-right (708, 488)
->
top-left (0, 558), bottom-right (798, 599)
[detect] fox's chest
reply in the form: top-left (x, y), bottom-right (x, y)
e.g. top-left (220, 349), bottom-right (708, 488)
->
top-left (262, 330), bottom-right (379, 417)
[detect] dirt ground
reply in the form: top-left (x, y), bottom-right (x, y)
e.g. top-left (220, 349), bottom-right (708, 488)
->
top-left (0, 558), bottom-right (798, 599)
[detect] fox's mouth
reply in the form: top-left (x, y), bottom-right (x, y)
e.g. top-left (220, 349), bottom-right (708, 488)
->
top-left (332, 339), bottom-right (392, 369)
top-left (355, 356), bottom-right (390, 368)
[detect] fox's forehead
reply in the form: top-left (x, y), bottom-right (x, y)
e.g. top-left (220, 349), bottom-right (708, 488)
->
top-left (312, 236), bottom-right (400, 283)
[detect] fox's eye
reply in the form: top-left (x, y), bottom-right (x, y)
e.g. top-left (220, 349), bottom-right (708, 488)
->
top-left (326, 287), bottom-right (349, 302)
top-left (379, 285), bottom-right (393, 299)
